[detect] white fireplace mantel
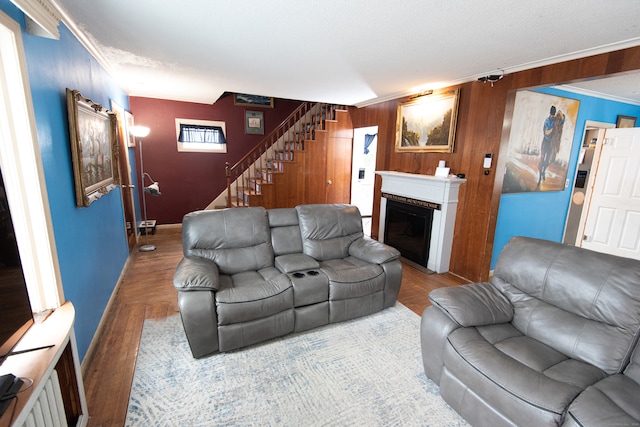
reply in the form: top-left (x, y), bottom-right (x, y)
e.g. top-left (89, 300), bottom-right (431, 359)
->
top-left (376, 171), bottom-right (466, 273)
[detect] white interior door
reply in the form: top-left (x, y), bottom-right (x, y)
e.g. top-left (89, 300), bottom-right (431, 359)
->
top-left (350, 126), bottom-right (377, 216)
top-left (579, 127), bottom-right (640, 259)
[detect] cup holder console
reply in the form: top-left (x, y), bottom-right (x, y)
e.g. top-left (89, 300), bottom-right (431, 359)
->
top-left (291, 270), bottom-right (320, 279)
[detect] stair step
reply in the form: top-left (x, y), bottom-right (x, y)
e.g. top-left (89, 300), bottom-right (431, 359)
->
top-left (284, 140), bottom-right (304, 151)
top-left (250, 178), bottom-right (272, 192)
top-left (274, 150), bottom-right (295, 161)
top-left (233, 188), bottom-right (263, 206)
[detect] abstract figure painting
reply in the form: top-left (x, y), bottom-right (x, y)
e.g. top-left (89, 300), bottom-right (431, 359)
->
top-left (502, 90), bottom-right (580, 193)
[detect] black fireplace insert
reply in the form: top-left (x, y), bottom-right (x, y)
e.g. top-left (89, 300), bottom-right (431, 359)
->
top-left (384, 198), bottom-right (434, 267)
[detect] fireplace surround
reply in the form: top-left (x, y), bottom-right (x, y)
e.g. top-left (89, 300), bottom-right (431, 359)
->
top-left (376, 171), bottom-right (466, 273)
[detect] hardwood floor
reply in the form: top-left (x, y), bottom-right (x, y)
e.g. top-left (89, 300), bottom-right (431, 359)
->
top-left (82, 227), bottom-right (469, 426)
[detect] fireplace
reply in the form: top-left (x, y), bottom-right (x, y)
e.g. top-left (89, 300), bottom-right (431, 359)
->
top-left (376, 171), bottom-right (465, 273)
top-left (384, 198), bottom-right (435, 267)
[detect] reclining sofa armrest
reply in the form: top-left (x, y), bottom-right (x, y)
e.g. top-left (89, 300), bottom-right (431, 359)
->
top-left (429, 282), bottom-right (513, 327)
top-left (173, 257), bottom-right (220, 291)
top-left (349, 237), bottom-right (401, 264)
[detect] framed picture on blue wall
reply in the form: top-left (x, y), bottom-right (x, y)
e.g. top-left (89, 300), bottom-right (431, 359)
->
top-left (616, 115), bottom-right (637, 128)
top-left (66, 88), bottom-right (119, 207)
top-left (502, 90), bottom-right (580, 193)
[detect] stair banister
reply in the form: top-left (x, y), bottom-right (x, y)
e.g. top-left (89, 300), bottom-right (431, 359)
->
top-left (225, 101), bottom-right (315, 207)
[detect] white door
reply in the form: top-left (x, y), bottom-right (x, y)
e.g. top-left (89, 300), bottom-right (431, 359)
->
top-left (350, 126), bottom-right (378, 216)
top-left (579, 128), bottom-right (640, 259)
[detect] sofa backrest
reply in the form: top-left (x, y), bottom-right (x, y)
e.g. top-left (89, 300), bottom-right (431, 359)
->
top-left (182, 207), bottom-right (274, 275)
top-left (268, 208), bottom-right (303, 256)
top-left (492, 236), bottom-right (640, 375)
top-left (295, 204), bottom-right (363, 261)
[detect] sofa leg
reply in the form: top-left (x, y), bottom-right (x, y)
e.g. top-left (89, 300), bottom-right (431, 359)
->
top-left (177, 291), bottom-right (219, 358)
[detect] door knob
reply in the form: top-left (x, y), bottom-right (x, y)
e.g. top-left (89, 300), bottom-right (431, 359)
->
top-left (327, 180), bottom-right (332, 185)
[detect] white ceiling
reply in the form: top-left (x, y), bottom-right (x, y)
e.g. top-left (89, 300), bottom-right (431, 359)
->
top-left (557, 72), bottom-right (640, 105)
top-left (51, 0), bottom-right (640, 107)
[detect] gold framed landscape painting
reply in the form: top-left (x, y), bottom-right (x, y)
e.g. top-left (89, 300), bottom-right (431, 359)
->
top-left (67, 88), bottom-right (119, 207)
top-left (395, 88), bottom-right (460, 153)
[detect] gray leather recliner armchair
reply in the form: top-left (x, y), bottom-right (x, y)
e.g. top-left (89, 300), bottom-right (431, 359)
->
top-left (420, 236), bottom-right (640, 427)
top-left (174, 204), bottom-right (402, 358)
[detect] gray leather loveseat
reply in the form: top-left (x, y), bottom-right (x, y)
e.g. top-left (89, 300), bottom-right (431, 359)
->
top-left (174, 204), bottom-right (402, 358)
top-left (421, 236), bottom-right (640, 426)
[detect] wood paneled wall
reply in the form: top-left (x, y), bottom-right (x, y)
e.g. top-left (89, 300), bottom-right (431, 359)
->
top-left (350, 46), bottom-right (640, 282)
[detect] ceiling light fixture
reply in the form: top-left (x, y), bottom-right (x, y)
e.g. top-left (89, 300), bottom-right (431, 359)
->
top-left (477, 74), bottom-right (504, 87)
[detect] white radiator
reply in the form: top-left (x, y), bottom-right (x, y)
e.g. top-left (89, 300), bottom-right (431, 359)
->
top-left (18, 370), bottom-right (66, 427)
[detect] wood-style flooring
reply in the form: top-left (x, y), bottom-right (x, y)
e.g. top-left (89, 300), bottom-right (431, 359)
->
top-left (82, 227), bottom-right (469, 426)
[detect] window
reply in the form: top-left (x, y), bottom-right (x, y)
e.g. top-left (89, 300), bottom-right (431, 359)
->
top-left (175, 118), bottom-right (227, 153)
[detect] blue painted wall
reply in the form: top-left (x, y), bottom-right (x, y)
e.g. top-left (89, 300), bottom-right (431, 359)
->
top-left (0, 0), bottom-right (133, 360)
top-left (491, 87), bottom-right (640, 268)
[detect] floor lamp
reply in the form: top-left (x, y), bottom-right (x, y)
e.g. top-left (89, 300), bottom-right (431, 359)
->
top-left (129, 125), bottom-right (155, 252)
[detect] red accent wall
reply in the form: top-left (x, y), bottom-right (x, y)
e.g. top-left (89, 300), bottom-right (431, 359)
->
top-left (129, 95), bottom-right (302, 224)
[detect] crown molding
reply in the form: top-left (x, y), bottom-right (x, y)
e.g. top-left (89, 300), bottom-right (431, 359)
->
top-left (355, 37), bottom-right (640, 108)
top-left (10, 0), bottom-right (60, 39)
top-left (46, 0), bottom-right (115, 80)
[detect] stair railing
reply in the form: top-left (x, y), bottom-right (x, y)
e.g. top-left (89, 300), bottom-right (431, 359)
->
top-left (225, 102), bottom-right (312, 206)
top-left (225, 102), bottom-right (345, 207)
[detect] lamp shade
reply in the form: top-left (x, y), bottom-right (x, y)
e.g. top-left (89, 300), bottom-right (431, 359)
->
top-left (129, 125), bottom-right (150, 138)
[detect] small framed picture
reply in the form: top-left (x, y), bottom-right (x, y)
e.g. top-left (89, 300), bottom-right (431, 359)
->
top-left (245, 110), bottom-right (264, 135)
top-left (125, 111), bottom-right (136, 146)
top-left (616, 115), bottom-right (637, 128)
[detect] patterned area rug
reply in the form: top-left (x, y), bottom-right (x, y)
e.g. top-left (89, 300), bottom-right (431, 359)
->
top-left (126, 304), bottom-right (468, 426)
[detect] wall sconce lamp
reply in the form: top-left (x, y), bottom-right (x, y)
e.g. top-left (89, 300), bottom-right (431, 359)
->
top-left (129, 125), bottom-right (157, 252)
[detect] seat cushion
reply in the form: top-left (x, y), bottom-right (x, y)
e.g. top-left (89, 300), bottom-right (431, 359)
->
top-left (564, 374), bottom-right (640, 426)
top-left (215, 267), bottom-right (293, 325)
top-left (442, 324), bottom-right (607, 426)
top-left (320, 257), bottom-right (385, 300)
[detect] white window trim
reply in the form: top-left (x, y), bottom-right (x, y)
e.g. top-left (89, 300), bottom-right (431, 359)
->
top-left (175, 118), bottom-right (227, 153)
top-left (0, 11), bottom-right (63, 312)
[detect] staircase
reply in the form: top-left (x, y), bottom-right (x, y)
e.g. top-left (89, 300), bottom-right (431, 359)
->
top-left (212, 102), bottom-right (350, 209)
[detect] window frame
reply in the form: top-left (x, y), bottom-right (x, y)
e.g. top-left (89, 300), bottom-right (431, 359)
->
top-left (175, 118), bottom-right (227, 153)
